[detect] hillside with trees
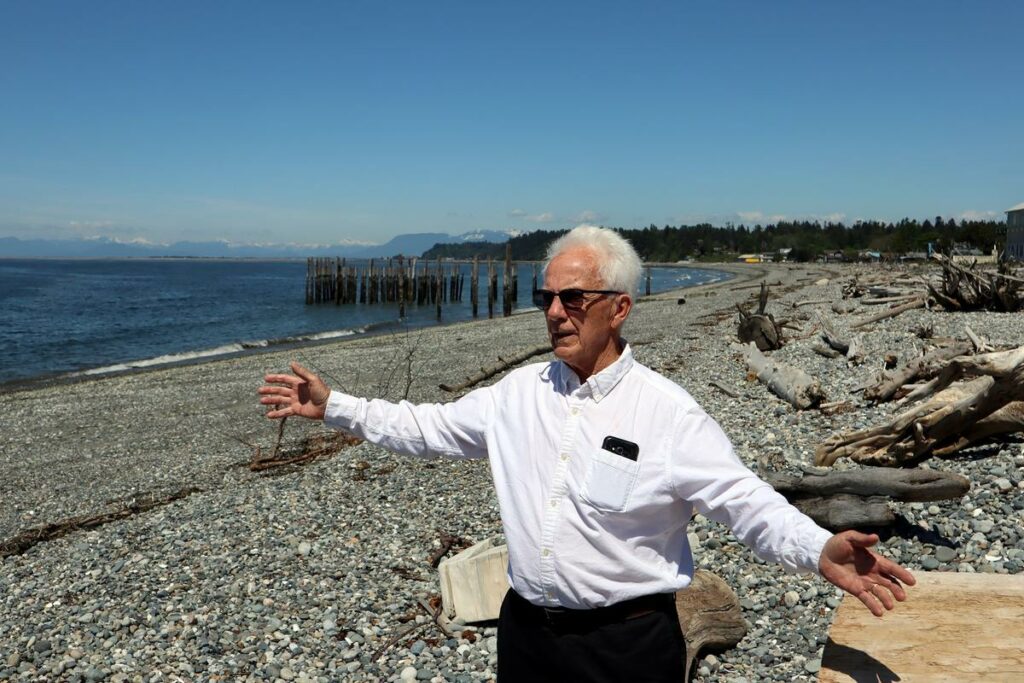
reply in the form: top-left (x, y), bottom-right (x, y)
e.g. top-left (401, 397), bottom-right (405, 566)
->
top-left (421, 217), bottom-right (1005, 262)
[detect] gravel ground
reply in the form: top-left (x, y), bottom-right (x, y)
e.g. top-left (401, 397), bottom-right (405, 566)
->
top-left (1, 261), bottom-right (1022, 682)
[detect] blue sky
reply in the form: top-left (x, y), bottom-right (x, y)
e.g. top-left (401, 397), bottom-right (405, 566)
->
top-left (1, 1), bottom-right (1021, 246)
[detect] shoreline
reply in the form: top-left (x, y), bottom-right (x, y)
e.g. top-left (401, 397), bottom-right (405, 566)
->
top-left (0, 263), bottom-right (746, 395)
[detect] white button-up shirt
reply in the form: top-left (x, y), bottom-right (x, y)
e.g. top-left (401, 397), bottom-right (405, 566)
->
top-left (324, 344), bottom-right (831, 609)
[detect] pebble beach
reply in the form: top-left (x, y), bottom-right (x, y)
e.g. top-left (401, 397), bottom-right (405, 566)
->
top-left (2, 262), bottom-right (1022, 683)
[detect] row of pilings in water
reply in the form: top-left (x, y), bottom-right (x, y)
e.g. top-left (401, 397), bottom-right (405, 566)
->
top-left (305, 246), bottom-right (528, 318)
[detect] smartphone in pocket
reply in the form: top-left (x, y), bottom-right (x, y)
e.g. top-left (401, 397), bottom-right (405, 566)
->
top-left (601, 436), bottom-right (639, 461)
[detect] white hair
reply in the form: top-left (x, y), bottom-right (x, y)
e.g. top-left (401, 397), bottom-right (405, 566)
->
top-left (544, 225), bottom-right (643, 299)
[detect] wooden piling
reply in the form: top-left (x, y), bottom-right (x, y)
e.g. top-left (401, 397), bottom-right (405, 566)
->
top-left (491, 258), bottom-right (499, 319)
top-left (645, 266), bottom-right (652, 296)
top-left (502, 243), bottom-right (513, 317)
top-left (471, 256), bottom-right (479, 317)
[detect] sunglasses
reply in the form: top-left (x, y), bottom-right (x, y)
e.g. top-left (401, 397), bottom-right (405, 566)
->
top-left (532, 288), bottom-right (621, 311)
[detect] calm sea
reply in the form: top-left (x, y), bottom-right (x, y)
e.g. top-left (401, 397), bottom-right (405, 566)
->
top-left (0, 259), bottom-right (730, 386)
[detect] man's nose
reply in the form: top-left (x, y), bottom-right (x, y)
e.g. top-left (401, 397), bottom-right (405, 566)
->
top-left (545, 293), bottom-right (568, 321)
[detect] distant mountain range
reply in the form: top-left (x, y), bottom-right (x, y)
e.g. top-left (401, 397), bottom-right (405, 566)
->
top-left (0, 230), bottom-right (524, 259)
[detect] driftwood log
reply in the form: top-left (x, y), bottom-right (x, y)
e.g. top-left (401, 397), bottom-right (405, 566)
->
top-left (863, 341), bottom-right (973, 403)
top-left (764, 468), bottom-right (970, 529)
top-left (850, 297), bottom-right (927, 329)
top-left (817, 346), bottom-right (1024, 466)
top-left (815, 312), bottom-right (864, 364)
top-left (439, 344), bottom-right (550, 392)
top-left (831, 300), bottom-right (857, 315)
top-left (675, 569), bottom-right (748, 682)
top-left (736, 282), bottom-right (784, 351)
top-left (733, 342), bottom-right (826, 410)
top-left (1, 487), bottom-right (202, 557)
top-left (767, 467), bottom-right (971, 501)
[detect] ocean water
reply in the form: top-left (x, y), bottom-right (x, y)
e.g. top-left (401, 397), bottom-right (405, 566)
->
top-left (0, 259), bottom-right (730, 386)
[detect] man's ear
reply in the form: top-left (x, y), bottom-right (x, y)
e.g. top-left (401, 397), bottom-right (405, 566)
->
top-left (611, 294), bottom-right (632, 329)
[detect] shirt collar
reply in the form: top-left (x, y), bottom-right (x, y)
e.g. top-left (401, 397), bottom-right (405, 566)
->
top-left (547, 342), bottom-right (634, 402)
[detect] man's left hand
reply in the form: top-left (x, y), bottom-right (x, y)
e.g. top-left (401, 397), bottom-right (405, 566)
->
top-left (818, 530), bottom-right (916, 617)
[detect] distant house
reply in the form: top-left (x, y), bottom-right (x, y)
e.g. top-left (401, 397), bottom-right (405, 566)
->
top-left (858, 250), bottom-right (882, 262)
top-left (1007, 202), bottom-right (1024, 261)
top-left (821, 250), bottom-right (845, 263)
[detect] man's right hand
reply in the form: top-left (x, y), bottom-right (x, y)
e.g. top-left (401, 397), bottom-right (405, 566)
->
top-left (258, 361), bottom-right (331, 420)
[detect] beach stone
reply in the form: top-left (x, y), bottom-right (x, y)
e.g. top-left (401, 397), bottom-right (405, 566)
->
top-left (805, 658), bottom-right (822, 673)
top-left (973, 519), bottom-right (994, 534)
top-left (921, 556), bottom-right (940, 570)
top-left (783, 591), bottom-right (800, 607)
top-left (297, 542), bottom-right (311, 557)
top-left (994, 478), bottom-right (1013, 493)
top-left (935, 546), bottom-right (957, 563)
top-left (410, 639), bottom-right (427, 655)
top-left (400, 666), bottom-right (418, 682)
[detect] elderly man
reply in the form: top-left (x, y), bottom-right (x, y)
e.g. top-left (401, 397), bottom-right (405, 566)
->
top-left (259, 226), bottom-right (914, 682)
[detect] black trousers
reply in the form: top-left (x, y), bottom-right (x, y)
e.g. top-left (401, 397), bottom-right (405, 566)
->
top-left (496, 589), bottom-right (686, 683)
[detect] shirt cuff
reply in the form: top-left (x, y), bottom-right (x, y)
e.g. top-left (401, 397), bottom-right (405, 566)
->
top-left (805, 527), bottom-right (834, 575)
top-left (324, 390), bottom-right (361, 429)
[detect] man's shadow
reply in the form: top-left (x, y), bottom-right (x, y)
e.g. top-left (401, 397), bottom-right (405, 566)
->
top-left (822, 638), bottom-right (902, 683)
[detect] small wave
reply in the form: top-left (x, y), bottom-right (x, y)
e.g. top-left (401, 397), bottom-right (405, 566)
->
top-left (72, 326), bottom-right (370, 378)
top-left (78, 343), bottom-right (248, 375)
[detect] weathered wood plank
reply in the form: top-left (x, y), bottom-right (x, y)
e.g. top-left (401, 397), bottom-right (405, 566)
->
top-left (821, 573), bottom-right (1024, 682)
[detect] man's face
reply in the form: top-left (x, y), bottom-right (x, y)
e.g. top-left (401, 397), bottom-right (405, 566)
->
top-left (542, 247), bottom-right (627, 377)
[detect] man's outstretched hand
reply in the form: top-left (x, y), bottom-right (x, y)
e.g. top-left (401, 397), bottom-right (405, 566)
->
top-left (819, 530), bottom-right (916, 617)
top-left (258, 362), bottom-right (331, 420)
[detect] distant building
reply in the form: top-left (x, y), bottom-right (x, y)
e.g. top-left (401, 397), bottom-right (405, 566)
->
top-left (858, 250), bottom-right (881, 262)
top-left (1007, 202), bottom-right (1024, 261)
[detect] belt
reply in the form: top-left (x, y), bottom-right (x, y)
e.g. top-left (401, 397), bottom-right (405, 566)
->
top-left (514, 590), bottom-right (676, 630)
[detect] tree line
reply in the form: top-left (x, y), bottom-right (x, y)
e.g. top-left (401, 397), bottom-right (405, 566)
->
top-left (421, 217), bottom-right (1006, 263)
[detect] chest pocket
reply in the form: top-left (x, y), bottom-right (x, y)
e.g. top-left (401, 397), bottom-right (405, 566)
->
top-left (580, 447), bottom-right (640, 512)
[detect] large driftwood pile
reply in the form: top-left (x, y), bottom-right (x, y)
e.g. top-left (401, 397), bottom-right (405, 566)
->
top-left (818, 346), bottom-right (1024, 466)
top-left (927, 255), bottom-right (1024, 312)
top-left (725, 268), bottom-right (1022, 538)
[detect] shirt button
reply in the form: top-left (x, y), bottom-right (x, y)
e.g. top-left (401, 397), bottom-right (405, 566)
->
top-left (571, 407), bottom-right (580, 416)
top-left (560, 453), bottom-right (569, 461)
top-left (550, 499), bottom-right (558, 507)
top-left (542, 548), bottom-right (550, 557)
